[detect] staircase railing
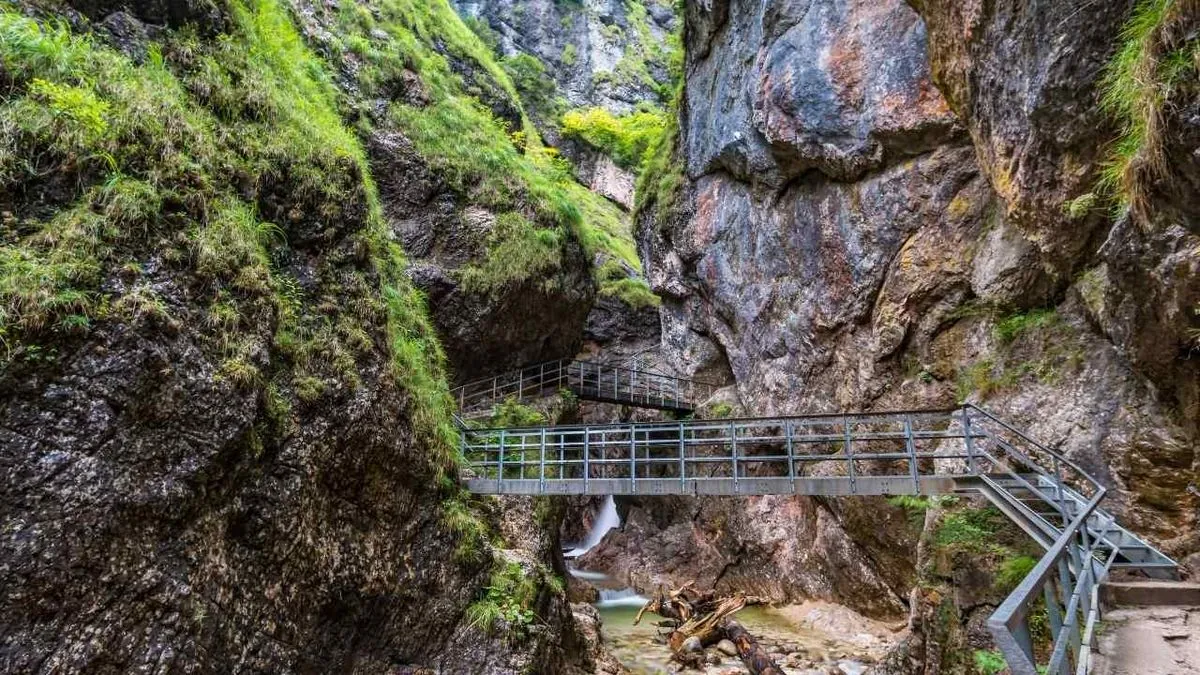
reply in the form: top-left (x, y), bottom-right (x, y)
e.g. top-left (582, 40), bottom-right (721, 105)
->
top-left (962, 405), bottom-right (1117, 675)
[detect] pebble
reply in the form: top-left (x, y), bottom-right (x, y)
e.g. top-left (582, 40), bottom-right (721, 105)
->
top-left (716, 639), bottom-right (738, 656)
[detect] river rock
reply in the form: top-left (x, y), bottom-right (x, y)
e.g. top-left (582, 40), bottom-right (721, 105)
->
top-left (682, 636), bottom-right (703, 653)
top-left (716, 639), bottom-right (738, 656)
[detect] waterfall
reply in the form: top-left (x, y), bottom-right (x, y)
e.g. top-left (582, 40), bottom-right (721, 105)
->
top-left (565, 496), bottom-right (619, 558)
top-left (595, 587), bottom-right (648, 608)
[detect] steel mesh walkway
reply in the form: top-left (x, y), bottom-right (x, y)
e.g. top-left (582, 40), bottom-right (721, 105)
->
top-left (455, 362), bottom-right (1177, 675)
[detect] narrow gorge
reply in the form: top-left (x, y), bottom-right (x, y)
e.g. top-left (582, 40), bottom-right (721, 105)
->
top-left (1, 0), bottom-right (1197, 674)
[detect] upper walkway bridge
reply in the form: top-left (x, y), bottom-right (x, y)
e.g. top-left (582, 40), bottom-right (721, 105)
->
top-left (455, 361), bottom-right (1180, 675)
top-left (452, 358), bottom-right (717, 418)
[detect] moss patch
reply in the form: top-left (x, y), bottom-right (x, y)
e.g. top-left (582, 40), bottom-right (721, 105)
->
top-left (0, 2), bottom-right (458, 470)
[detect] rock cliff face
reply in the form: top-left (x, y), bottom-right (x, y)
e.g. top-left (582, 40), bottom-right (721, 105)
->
top-left (452, 0), bottom-right (678, 115)
top-left (616, 0), bottom-right (1198, 632)
top-left (0, 0), bottom-right (611, 671)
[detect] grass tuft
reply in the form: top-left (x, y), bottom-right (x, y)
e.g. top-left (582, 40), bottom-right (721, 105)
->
top-left (1098, 0), bottom-right (1200, 215)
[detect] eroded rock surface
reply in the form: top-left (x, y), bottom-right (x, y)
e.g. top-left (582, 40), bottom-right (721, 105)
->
top-left (620, 0), bottom-right (1199, 665)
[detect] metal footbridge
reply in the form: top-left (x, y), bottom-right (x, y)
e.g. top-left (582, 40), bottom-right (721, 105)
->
top-left (456, 362), bottom-right (1178, 675)
top-left (452, 358), bottom-right (717, 417)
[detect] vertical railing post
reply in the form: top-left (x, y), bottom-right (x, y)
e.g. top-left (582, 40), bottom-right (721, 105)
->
top-left (962, 406), bottom-right (977, 474)
top-left (843, 414), bottom-right (856, 494)
top-left (905, 415), bottom-right (919, 493)
top-left (785, 420), bottom-right (795, 493)
top-left (497, 429), bottom-right (506, 491)
top-left (629, 423), bottom-right (637, 494)
top-left (1012, 619), bottom-right (1036, 670)
top-left (729, 420), bottom-right (738, 494)
top-left (583, 428), bottom-right (590, 493)
top-left (1043, 577), bottom-right (1064, 653)
top-left (539, 427), bottom-right (547, 494)
top-left (558, 431), bottom-right (565, 481)
top-left (678, 420), bottom-right (686, 491)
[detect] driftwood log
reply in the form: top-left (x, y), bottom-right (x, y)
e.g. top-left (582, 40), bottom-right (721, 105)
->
top-left (634, 583), bottom-right (785, 674)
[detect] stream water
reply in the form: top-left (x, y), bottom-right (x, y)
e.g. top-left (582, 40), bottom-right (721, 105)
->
top-left (565, 499), bottom-right (885, 675)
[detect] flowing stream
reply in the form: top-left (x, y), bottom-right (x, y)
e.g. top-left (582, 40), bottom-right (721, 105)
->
top-left (565, 498), bottom-right (884, 674)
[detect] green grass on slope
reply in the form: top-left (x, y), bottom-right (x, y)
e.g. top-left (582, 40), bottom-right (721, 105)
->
top-left (321, 0), bottom-right (643, 295)
top-left (0, 2), bottom-right (461, 471)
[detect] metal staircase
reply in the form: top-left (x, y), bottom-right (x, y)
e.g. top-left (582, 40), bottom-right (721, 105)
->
top-left (454, 363), bottom-right (1178, 675)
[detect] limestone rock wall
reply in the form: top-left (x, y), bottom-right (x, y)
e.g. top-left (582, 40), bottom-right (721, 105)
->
top-left (608, 0), bottom-right (1199, 628)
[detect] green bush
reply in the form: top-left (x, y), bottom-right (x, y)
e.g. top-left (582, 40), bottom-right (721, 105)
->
top-left (560, 105), bottom-right (668, 170)
top-left (935, 507), bottom-right (1004, 553)
top-left (633, 83), bottom-right (685, 226)
top-left (465, 561), bottom-right (540, 635)
top-left (488, 396), bottom-right (547, 428)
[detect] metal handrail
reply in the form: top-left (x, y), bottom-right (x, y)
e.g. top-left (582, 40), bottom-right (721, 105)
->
top-left (461, 403), bottom-right (1175, 674)
top-left (964, 404), bottom-right (1105, 497)
top-left (451, 358), bottom-right (721, 414)
top-left (987, 489), bottom-right (1107, 675)
top-left (466, 406), bottom-right (962, 433)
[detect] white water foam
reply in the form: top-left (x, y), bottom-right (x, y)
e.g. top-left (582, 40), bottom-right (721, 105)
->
top-left (564, 495), bottom-right (619, 558)
top-left (595, 587), bottom-right (649, 609)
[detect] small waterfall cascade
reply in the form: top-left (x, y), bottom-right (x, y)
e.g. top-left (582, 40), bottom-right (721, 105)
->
top-left (565, 495), bottom-right (619, 558)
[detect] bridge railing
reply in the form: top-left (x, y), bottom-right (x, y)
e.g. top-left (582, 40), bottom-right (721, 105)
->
top-left (564, 360), bottom-right (718, 411)
top-left (451, 359), bottom-right (719, 415)
top-left (452, 359), bottom-right (572, 414)
top-left (462, 408), bottom-right (991, 494)
top-left (460, 403), bottom-right (1172, 675)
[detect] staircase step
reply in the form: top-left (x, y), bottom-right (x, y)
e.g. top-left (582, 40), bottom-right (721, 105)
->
top-left (1101, 581), bottom-right (1200, 608)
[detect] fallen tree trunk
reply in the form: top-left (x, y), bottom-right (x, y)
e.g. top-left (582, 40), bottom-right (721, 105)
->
top-left (724, 619), bottom-right (786, 675)
top-left (634, 583), bottom-right (784, 674)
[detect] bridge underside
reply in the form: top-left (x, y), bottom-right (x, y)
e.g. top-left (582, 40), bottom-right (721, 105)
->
top-left (465, 474), bottom-right (965, 496)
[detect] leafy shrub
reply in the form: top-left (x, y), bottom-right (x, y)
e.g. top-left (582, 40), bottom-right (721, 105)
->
top-left (488, 396), bottom-right (547, 428)
top-left (560, 105), bottom-right (667, 170)
top-left (466, 561), bottom-right (540, 635)
top-left (935, 507), bottom-right (1004, 553)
